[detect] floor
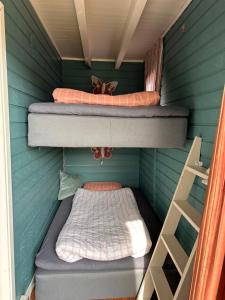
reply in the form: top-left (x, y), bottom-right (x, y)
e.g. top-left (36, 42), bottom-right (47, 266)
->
top-left (30, 289), bottom-right (35, 300)
top-left (30, 288), bottom-right (135, 300)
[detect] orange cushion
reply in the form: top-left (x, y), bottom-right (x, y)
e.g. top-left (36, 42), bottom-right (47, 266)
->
top-left (53, 88), bottom-right (160, 107)
top-left (83, 181), bottom-right (122, 191)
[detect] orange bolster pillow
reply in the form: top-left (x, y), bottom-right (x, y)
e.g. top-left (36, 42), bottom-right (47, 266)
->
top-left (53, 88), bottom-right (160, 107)
top-left (83, 181), bottom-right (122, 191)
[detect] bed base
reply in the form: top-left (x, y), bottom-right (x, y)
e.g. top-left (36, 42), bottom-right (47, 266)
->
top-left (28, 114), bottom-right (187, 148)
top-left (35, 268), bottom-right (144, 300)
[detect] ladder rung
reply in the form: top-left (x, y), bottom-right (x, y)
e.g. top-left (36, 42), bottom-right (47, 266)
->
top-left (185, 165), bottom-right (209, 180)
top-left (150, 267), bottom-right (173, 300)
top-left (161, 234), bottom-right (189, 275)
top-left (173, 200), bottom-right (201, 232)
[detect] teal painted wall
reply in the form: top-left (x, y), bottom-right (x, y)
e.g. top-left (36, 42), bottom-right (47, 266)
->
top-left (140, 149), bottom-right (156, 206)
top-left (6, 0), bottom-right (224, 294)
top-left (2, 0), bottom-right (62, 298)
top-left (64, 148), bottom-right (140, 187)
top-left (62, 60), bottom-right (144, 94)
top-left (62, 60), bottom-right (144, 187)
top-left (140, 0), bottom-right (225, 253)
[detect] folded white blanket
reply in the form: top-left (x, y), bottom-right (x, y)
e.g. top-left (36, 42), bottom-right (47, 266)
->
top-left (56, 188), bottom-right (152, 262)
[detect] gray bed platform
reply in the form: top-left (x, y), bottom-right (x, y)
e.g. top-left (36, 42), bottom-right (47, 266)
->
top-left (35, 190), bottom-right (163, 300)
top-left (28, 103), bottom-right (189, 148)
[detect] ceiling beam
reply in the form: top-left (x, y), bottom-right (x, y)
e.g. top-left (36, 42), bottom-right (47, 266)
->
top-left (115, 0), bottom-right (147, 70)
top-left (74, 0), bottom-right (91, 68)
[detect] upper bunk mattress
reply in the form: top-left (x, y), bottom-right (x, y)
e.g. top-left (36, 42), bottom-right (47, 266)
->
top-left (29, 102), bottom-right (189, 118)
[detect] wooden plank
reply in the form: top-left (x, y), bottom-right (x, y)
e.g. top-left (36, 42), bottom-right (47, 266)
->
top-left (140, 0), bottom-right (223, 295)
top-left (4, 3), bottom-right (63, 299)
top-left (115, 0), bottom-right (147, 69)
top-left (7, 0), bottom-right (61, 80)
top-left (164, 0), bottom-right (224, 63)
top-left (162, 0), bottom-right (193, 37)
top-left (100, 298), bottom-right (135, 300)
top-left (174, 240), bottom-right (197, 300)
top-left (136, 268), bottom-right (155, 300)
top-left (139, 137), bottom-right (204, 299)
top-left (64, 147), bottom-right (140, 188)
top-left (161, 234), bottom-right (189, 275)
top-left (12, 0), bottom-right (59, 62)
top-left (150, 238), bottom-right (169, 269)
top-left (0, 4), bottom-right (16, 300)
top-left (173, 200), bottom-right (201, 232)
top-left (62, 60), bottom-right (144, 94)
top-left (73, 0), bottom-right (91, 67)
top-left (8, 71), bottom-right (49, 100)
top-left (82, 297), bottom-right (136, 300)
top-left (185, 165), bottom-right (209, 180)
top-left (30, 288), bottom-right (35, 300)
top-left (6, 18), bottom-right (58, 85)
top-left (150, 267), bottom-right (173, 300)
top-left (7, 51), bottom-right (55, 91)
top-left (29, 286), bottom-right (118, 300)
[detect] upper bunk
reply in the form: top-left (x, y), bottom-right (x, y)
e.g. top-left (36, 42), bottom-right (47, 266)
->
top-left (28, 102), bottom-right (189, 148)
top-left (28, 0), bottom-right (193, 149)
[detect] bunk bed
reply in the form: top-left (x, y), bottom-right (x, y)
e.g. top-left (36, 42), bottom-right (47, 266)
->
top-left (35, 189), bottom-right (167, 300)
top-left (28, 102), bottom-right (189, 148)
top-left (30, 93), bottom-right (188, 300)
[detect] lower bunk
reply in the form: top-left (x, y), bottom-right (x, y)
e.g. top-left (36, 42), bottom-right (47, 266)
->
top-left (35, 189), bottom-right (163, 300)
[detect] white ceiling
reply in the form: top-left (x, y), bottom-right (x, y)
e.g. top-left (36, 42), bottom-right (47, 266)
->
top-left (30, 0), bottom-right (192, 65)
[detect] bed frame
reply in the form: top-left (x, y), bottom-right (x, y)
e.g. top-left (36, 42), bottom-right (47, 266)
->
top-left (28, 114), bottom-right (188, 148)
top-left (35, 190), bottom-right (163, 300)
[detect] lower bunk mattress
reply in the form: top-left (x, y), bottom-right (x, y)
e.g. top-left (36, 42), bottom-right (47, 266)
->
top-left (28, 103), bottom-right (189, 148)
top-left (35, 189), bottom-right (162, 300)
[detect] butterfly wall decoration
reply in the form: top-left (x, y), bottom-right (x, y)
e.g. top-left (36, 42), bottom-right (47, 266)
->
top-left (91, 75), bottom-right (118, 95)
top-left (91, 147), bottom-right (113, 165)
top-left (91, 76), bottom-right (117, 163)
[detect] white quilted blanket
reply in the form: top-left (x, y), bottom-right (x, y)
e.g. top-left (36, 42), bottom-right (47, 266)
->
top-left (56, 188), bottom-right (152, 262)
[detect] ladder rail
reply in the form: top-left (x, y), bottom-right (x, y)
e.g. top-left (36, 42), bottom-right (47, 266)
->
top-left (174, 240), bottom-right (198, 300)
top-left (137, 137), bottom-right (209, 300)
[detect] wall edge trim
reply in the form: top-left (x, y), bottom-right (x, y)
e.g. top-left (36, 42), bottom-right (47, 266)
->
top-left (62, 56), bottom-right (144, 63)
top-left (0, 3), bottom-right (16, 300)
top-left (162, 0), bottom-right (193, 37)
top-left (20, 276), bottom-right (34, 300)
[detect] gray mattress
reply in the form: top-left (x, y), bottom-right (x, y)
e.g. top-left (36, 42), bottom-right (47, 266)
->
top-left (36, 190), bottom-right (161, 271)
top-left (29, 102), bottom-right (189, 118)
top-left (35, 190), bottom-right (162, 300)
top-left (28, 103), bottom-right (189, 148)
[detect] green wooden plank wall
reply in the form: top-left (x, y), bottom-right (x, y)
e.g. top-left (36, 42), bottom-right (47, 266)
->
top-left (2, 0), bottom-right (63, 298)
top-left (140, 0), bottom-right (225, 254)
top-left (62, 60), bottom-right (144, 94)
top-left (139, 149), bottom-right (156, 208)
top-left (64, 148), bottom-right (140, 188)
top-left (62, 60), bottom-right (144, 187)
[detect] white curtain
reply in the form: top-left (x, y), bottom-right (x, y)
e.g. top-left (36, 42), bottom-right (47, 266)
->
top-left (145, 38), bottom-right (163, 92)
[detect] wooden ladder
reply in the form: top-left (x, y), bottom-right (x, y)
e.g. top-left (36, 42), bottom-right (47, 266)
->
top-left (137, 137), bottom-right (209, 300)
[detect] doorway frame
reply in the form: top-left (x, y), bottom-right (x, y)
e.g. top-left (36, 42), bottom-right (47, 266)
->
top-left (0, 2), bottom-right (16, 300)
